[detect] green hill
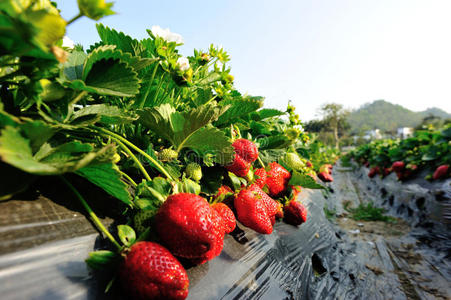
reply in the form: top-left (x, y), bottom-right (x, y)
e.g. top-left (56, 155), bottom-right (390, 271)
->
top-left (348, 100), bottom-right (451, 133)
top-left (420, 107), bottom-right (451, 120)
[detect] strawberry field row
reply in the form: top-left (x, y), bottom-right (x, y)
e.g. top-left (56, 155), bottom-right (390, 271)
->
top-left (345, 125), bottom-right (451, 181)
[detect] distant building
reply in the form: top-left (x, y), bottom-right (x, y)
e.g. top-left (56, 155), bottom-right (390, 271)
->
top-left (363, 129), bottom-right (382, 140)
top-left (397, 127), bottom-right (413, 139)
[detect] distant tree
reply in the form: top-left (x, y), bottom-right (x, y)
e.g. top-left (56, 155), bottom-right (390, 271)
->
top-left (304, 119), bottom-right (326, 132)
top-left (415, 114), bottom-right (449, 130)
top-left (318, 103), bottom-right (350, 149)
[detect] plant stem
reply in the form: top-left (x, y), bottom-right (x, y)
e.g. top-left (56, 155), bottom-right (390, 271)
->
top-left (94, 127), bottom-right (174, 180)
top-left (70, 90), bottom-right (88, 105)
top-left (137, 62), bottom-right (159, 109)
top-left (60, 176), bottom-right (122, 251)
top-left (64, 91), bottom-right (88, 122)
top-left (204, 94), bottom-right (217, 105)
top-left (151, 72), bottom-right (165, 106)
top-left (108, 136), bottom-right (151, 181)
top-left (158, 79), bottom-right (173, 105)
top-left (119, 170), bottom-right (138, 187)
top-left (258, 156), bottom-right (266, 168)
top-left (67, 13), bottom-right (83, 26)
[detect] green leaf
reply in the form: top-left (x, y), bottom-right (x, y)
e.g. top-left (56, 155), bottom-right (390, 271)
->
top-left (83, 45), bottom-right (151, 78)
top-left (215, 97), bottom-right (263, 126)
top-left (62, 48), bottom-right (141, 97)
top-left (197, 72), bottom-right (221, 85)
top-left (76, 163), bottom-right (132, 205)
top-left (138, 103), bottom-right (228, 153)
top-left (62, 50), bottom-right (87, 81)
top-left (0, 126), bottom-right (56, 174)
top-left (20, 120), bottom-right (56, 153)
top-left (96, 23), bottom-right (136, 54)
top-left (441, 126), bottom-right (451, 139)
top-left (137, 177), bottom-right (171, 202)
top-left (134, 177), bottom-right (172, 209)
top-left (85, 250), bottom-right (118, 270)
top-left (250, 109), bottom-right (285, 121)
top-left (289, 171), bottom-right (325, 190)
top-left (71, 104), bottom-right (137, 125)
top-left (228, 171), bottom-right (247, 190)
top-left (174, 178), bottom-right (201, 195)
top-left (257, 135), bottom-right (292, 150)
top-left (84, 59), bottom-right (140, 97)
top-left (117, 225), bottom-right (136, 247)
top-left (181, 126), bottom-right (234, 165)
top-left (191, 88), bottom-right (214, 107)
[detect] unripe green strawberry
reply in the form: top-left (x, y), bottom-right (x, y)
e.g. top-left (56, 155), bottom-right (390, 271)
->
top-left (112, 153), bottom-right (121, 163)
top-left (185, 163), bottom-right (202, 181)
top-left (133, 209), bottom-right (157, 234)
top-left (285, 152), bottom-right (305, 170)
top-left (159, 149), bottom-right (178, 161)
top-left (78, 0), bottom-right (115, 21)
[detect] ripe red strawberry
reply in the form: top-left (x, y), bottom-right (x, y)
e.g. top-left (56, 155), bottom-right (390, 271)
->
top-left (318, 171), bottom-right (333, 182)
top-left (433, 164), bottom-right (449, 180)
top-left (234, 189), bottom-right (273, 234)
top-left (283, 200), bottom-right (307, 226)
top-left (391, 161), bottom-right (405, 172)
top-left (306, 161), bottom-right (313, 168)
top-left (226, 153), bottom-right (251, 177)
top-left (119, 241), bottom-right (189, 300)
top-left (368, 166), bottom-right (380, 178)
top-left (407, 164), bottom-right (418, 171)
top-left (232, 138), bottom-right (258, 163)
top-left (383, 167), bottom-right (392, 177)
top-left (155, 193), bottom-right (225, 263)
top-left (212, 202), bottom-right (236, 233)
top-left (190, 208), bottom-right (225, 265)
top-left (266, 162), bottom-right (291, 197)
top-left (247, 184), bottom-right (283, 218)
top-left (270, 215), bottom-right (276, 226)
top-left (254, 168), bottom-right (267, 188)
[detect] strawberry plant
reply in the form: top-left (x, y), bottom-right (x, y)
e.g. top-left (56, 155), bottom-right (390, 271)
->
top-left (347, 124), bottom-right (451, 181)
top-left (0, 1), bottom-right (338, 299)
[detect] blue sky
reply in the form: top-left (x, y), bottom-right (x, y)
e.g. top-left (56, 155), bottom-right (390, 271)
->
top-left (56, 0), bottom-right (451, 120)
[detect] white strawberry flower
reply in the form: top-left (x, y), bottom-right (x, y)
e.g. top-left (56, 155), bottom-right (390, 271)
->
top-left (176, 56), bottom-right (190, 71)
top-left (151, 25), bottom-right (184, 44)
top-left (62, 36), bottom-right (74, 48)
